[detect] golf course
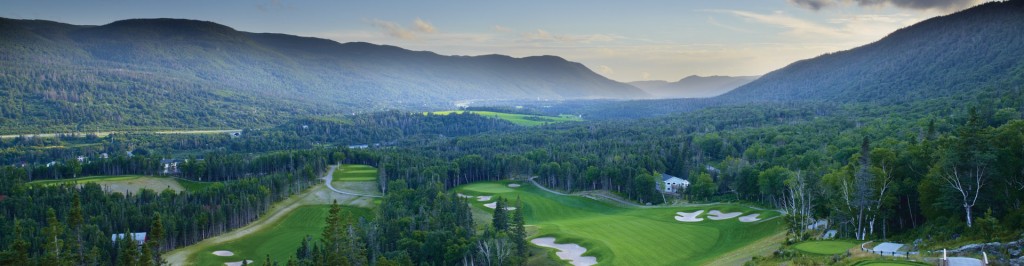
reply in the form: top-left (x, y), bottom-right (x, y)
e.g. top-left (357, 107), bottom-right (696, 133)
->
top-left (792, 240), bottom-right (860, 255)
top-left (26, 175), bottom-right (216, 193)
top-left (427, 111), bottom-right (582, 126)
top-left (456, 181), bottom-right (786, 265)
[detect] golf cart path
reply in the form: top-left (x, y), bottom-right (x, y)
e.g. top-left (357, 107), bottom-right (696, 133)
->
top-left (323, 165), bottom-right (382, 198)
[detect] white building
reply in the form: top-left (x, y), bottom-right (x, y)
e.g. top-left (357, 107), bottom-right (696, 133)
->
top-left (660, 173), bottom-right (690, 193)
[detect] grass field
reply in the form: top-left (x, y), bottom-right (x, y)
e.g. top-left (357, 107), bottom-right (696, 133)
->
top-left (851, 260), bottom-right (931, 266)
top-left (191, 205), bottom-right (372, 265)
top-left (332, 164), bottom-right (378, 182)
top-left (427, 111), bottom-right (582, 126)
top-left (456, 181), bottom-right (785, 266)
top-left (792, 240), bottom-right (860, 255)
top-left (26, 175), bottom-right (219, 193)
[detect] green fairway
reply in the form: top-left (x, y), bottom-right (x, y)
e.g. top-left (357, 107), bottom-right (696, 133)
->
top-left (851, 260), bottom-right (930, 266)
top-left (333, 164), bottom-right (378, 182)
top-left (792, 240), bottom-right (860, 255)
top-left (28, 175), bottom-right (218, 193)
top-left (456, 181), bottom-right (785, 266)
top-left (191, 205), bottom-right (371, 265)
top-left (427, 111), bottom-right (582, 126)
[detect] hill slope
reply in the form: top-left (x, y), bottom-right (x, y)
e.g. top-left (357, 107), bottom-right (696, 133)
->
top-left (720, 0), bottom-right (1024, 104)
top-left (0, 18), bottom-right (645, 133)
top-left (630, 75), bottom-right (758, 98)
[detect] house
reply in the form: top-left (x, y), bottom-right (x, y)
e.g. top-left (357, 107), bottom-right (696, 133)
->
top-left (160, 159), bottom-right (181, 174)
top-left (659, 173), bottom-right (690, 193)
top-left (348, 144), bottom-right (369, 149)
top-left (76, 156), bottom-right (87, 163)
top-left (111, 232), bottom-right (147, 246)
top-left (100, 153), bottom-right (109, 159)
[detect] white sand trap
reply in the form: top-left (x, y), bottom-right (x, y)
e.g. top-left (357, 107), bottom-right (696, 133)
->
top-left (706, 210), bottom-right (743, 220)
top-left (738, 213), bottom-right (762, 222)
top-left (476, 196), bottom-right (492, 201)
top-left (508, 183), bottom-right (521, 188)
top-left (457, 193), bottom-right (474, 198)
top-left (224, 260), bottom-right (253, 266)
top-left (674, 210), bottom-right (705, 222)
top-left (483, 202), bottom-right (517, 210)
top-left (212, 250), bottom-right (234, 257)
top-left (531, 237), bottom-right (597, 266)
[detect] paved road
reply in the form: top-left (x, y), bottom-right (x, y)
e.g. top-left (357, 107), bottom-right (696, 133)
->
top-left (322, 165), bottom-right (382, 198)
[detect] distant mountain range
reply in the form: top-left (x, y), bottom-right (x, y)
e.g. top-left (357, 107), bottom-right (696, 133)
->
top-left (629, 75), bottom-right (759, 98)
top-left (721, 0), bottom-right (1024, 104)
top-left (0, 18), bottom-right (645, 132)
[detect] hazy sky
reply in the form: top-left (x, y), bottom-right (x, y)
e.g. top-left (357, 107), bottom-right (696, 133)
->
top-left (2, 0), bottom-right (988, 81)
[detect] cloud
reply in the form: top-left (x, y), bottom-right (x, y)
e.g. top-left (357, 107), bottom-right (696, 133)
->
top-left (642, 72), bottom-right (651, 80)
top-left (724, 10), bottom-right (845, 39)
top-left (370, 18), bottom-right (439, 40)
top-left (521, 29), bottom-right (620, 43)
top-left (788, 0), bottom-right (985, 11)
top-left (493, 25), bottom-right (513, 33)
top-left (595, 65), bottom-right (615, 76)
top-left (413, 18), bottom-right (436, 33)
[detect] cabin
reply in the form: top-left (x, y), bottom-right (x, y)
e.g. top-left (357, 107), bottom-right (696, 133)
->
top-left (111, 232), bottom-right (147, 246)
top-left (659, 173), bottom-right (690, 193)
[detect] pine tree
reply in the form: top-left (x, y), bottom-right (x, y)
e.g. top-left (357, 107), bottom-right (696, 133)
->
top-left (69, 191), bottom-right (85, 263)
top-left (149, 212), bottom-right (165, 263)
top-left (511, 197), bottom-right (528, 258)
top-left (0, 219), bottom-right (30, 265)
top-left (492, 198), bottom-right (508, 231)
top-left (42, 208), bottom-right (66, 266)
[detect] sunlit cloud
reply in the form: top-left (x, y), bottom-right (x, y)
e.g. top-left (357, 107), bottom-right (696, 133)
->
top-left (369, 18), bottom-right (439, 40)
top-left (594, 65), bottom-right (615, 76)
top-left (521, 29), bottom-right (621, 43)
top-left (789, 0), bottom-right (987, 11)
top-left (413, 18), bottom-right (436, 33)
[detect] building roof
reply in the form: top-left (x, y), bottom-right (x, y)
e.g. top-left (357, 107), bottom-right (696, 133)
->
top-left (661, 173), bottom-right (684, 182)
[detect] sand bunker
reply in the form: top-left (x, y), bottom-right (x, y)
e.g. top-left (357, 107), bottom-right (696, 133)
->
top-left (738, 213), bottom-right (762, 222)
top-left (674, 210), bottom-right (705, 222)
top-left (457, 193), bottom-right (474, 198)
top-left (224, 260), bottom-right (254, 266)
top-left (706, 210), bottom-right (743, 220)
top-left (477, 196), bottom-right (492, 201)
top-left (508, 183), bottom-right (521, 188)
top-left (531, 237), bottom-right (597, 266)
top-left (483, 202), bottom-right (517, 210)
top-left (212, 250), bottom-right (234, 257)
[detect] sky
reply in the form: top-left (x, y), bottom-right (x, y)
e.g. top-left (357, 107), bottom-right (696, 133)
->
top-left (1, 0), bottom-right (990, 82)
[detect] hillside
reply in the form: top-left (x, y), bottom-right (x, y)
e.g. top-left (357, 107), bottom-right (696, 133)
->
top-left (720, 0), bottom-right (1024, 104)
top-left (630, 75), bottom-right (758, 98)
top-left (0, 18), bottom-right (646, 133)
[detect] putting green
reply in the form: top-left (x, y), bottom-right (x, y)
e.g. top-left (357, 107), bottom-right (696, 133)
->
top-left (457, 181), bottom-right (784, 265)
top-left (792, 240), bottom-right (860, 255)
top-left (191, 205), bottom-right (372, 265)
top-left (427, 111), bottom-right (582, 126)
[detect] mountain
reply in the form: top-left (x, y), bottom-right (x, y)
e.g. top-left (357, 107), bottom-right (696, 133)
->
top-left (629, 75), bottom-right (758, 98)
top-left (0, 18), bottom-right (646, 133)
top-left (720, 0), bottom-right (1024, 104)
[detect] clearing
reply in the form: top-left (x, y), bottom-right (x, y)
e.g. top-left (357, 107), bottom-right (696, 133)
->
top-left (26, 175), bottom-right (216, 193)
top-left (426, 111), bottom-right (582, 126)
top-left (456, 181), bottom-right (785, 266)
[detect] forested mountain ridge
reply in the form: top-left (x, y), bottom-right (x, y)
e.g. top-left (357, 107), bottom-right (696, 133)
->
top-left (721, 0), bottom-right (1024, 104)
top-left (0, 18), bottom-right (645, 133)
top-left (629, 75), bottom-right (758, 98)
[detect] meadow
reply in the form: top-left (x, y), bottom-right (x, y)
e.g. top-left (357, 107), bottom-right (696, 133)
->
top-left (456, 181), bottom-right (785, 265)
top-left (26, 175), bottom-right (217, 193)
top-left (427, 111), bottom-right (582, 126)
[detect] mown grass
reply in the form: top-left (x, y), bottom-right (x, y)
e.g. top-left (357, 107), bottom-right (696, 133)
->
top-left (191, 205), bottom-right (372, 265)
top-left (793, 240), bottom-right (861, 255)
top-left (456, 181), bottom-right (785, 266)
top-left (332, 164), bottom-right (378, 182)
top-left (850, 259), bottom-right (930, 266)
top-left (427, 111), bottom-right (582, 126)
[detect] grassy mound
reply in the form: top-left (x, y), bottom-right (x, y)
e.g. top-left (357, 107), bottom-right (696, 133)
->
top-left (192, 205), bottom-right (372, 265)
top-left (792, 240), bottom-right (860, 255)
top-left (427, 111), bottom-right (582, 126)
top-left (457, 181), bottom-right (784, 265)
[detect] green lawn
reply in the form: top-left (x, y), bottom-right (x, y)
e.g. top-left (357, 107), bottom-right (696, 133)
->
top-left (427, 111), bottom-right (582, 126)
top-left (191, 205), bottom-right (372, 265)
top-left (851, 260), bottom-right (930, 266)
top-left (456, 181), bottom-right (785, 266)
top-left (333, 164), bottom-right (378, 182)
top-left (792, 240), bottom-right (860, 255)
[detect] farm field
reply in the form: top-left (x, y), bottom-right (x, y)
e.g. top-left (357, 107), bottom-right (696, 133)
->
top-left (427, 111), bottom-right (581, 126)
top-left (190, 205), bottom-right (372, 265)
top-left (455, 181), bottom-right (786, 266)
top-left (25, 175), bottom-right (216, 193)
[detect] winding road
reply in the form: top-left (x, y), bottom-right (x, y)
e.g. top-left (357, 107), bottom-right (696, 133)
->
top-left (322, 165), bottom-right (382, 198)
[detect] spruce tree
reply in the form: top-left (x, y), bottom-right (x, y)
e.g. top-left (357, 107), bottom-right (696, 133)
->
top-left (492, 198), bottom-right (508, 231)
top-left (511, 197), bottom-right (528, 258)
